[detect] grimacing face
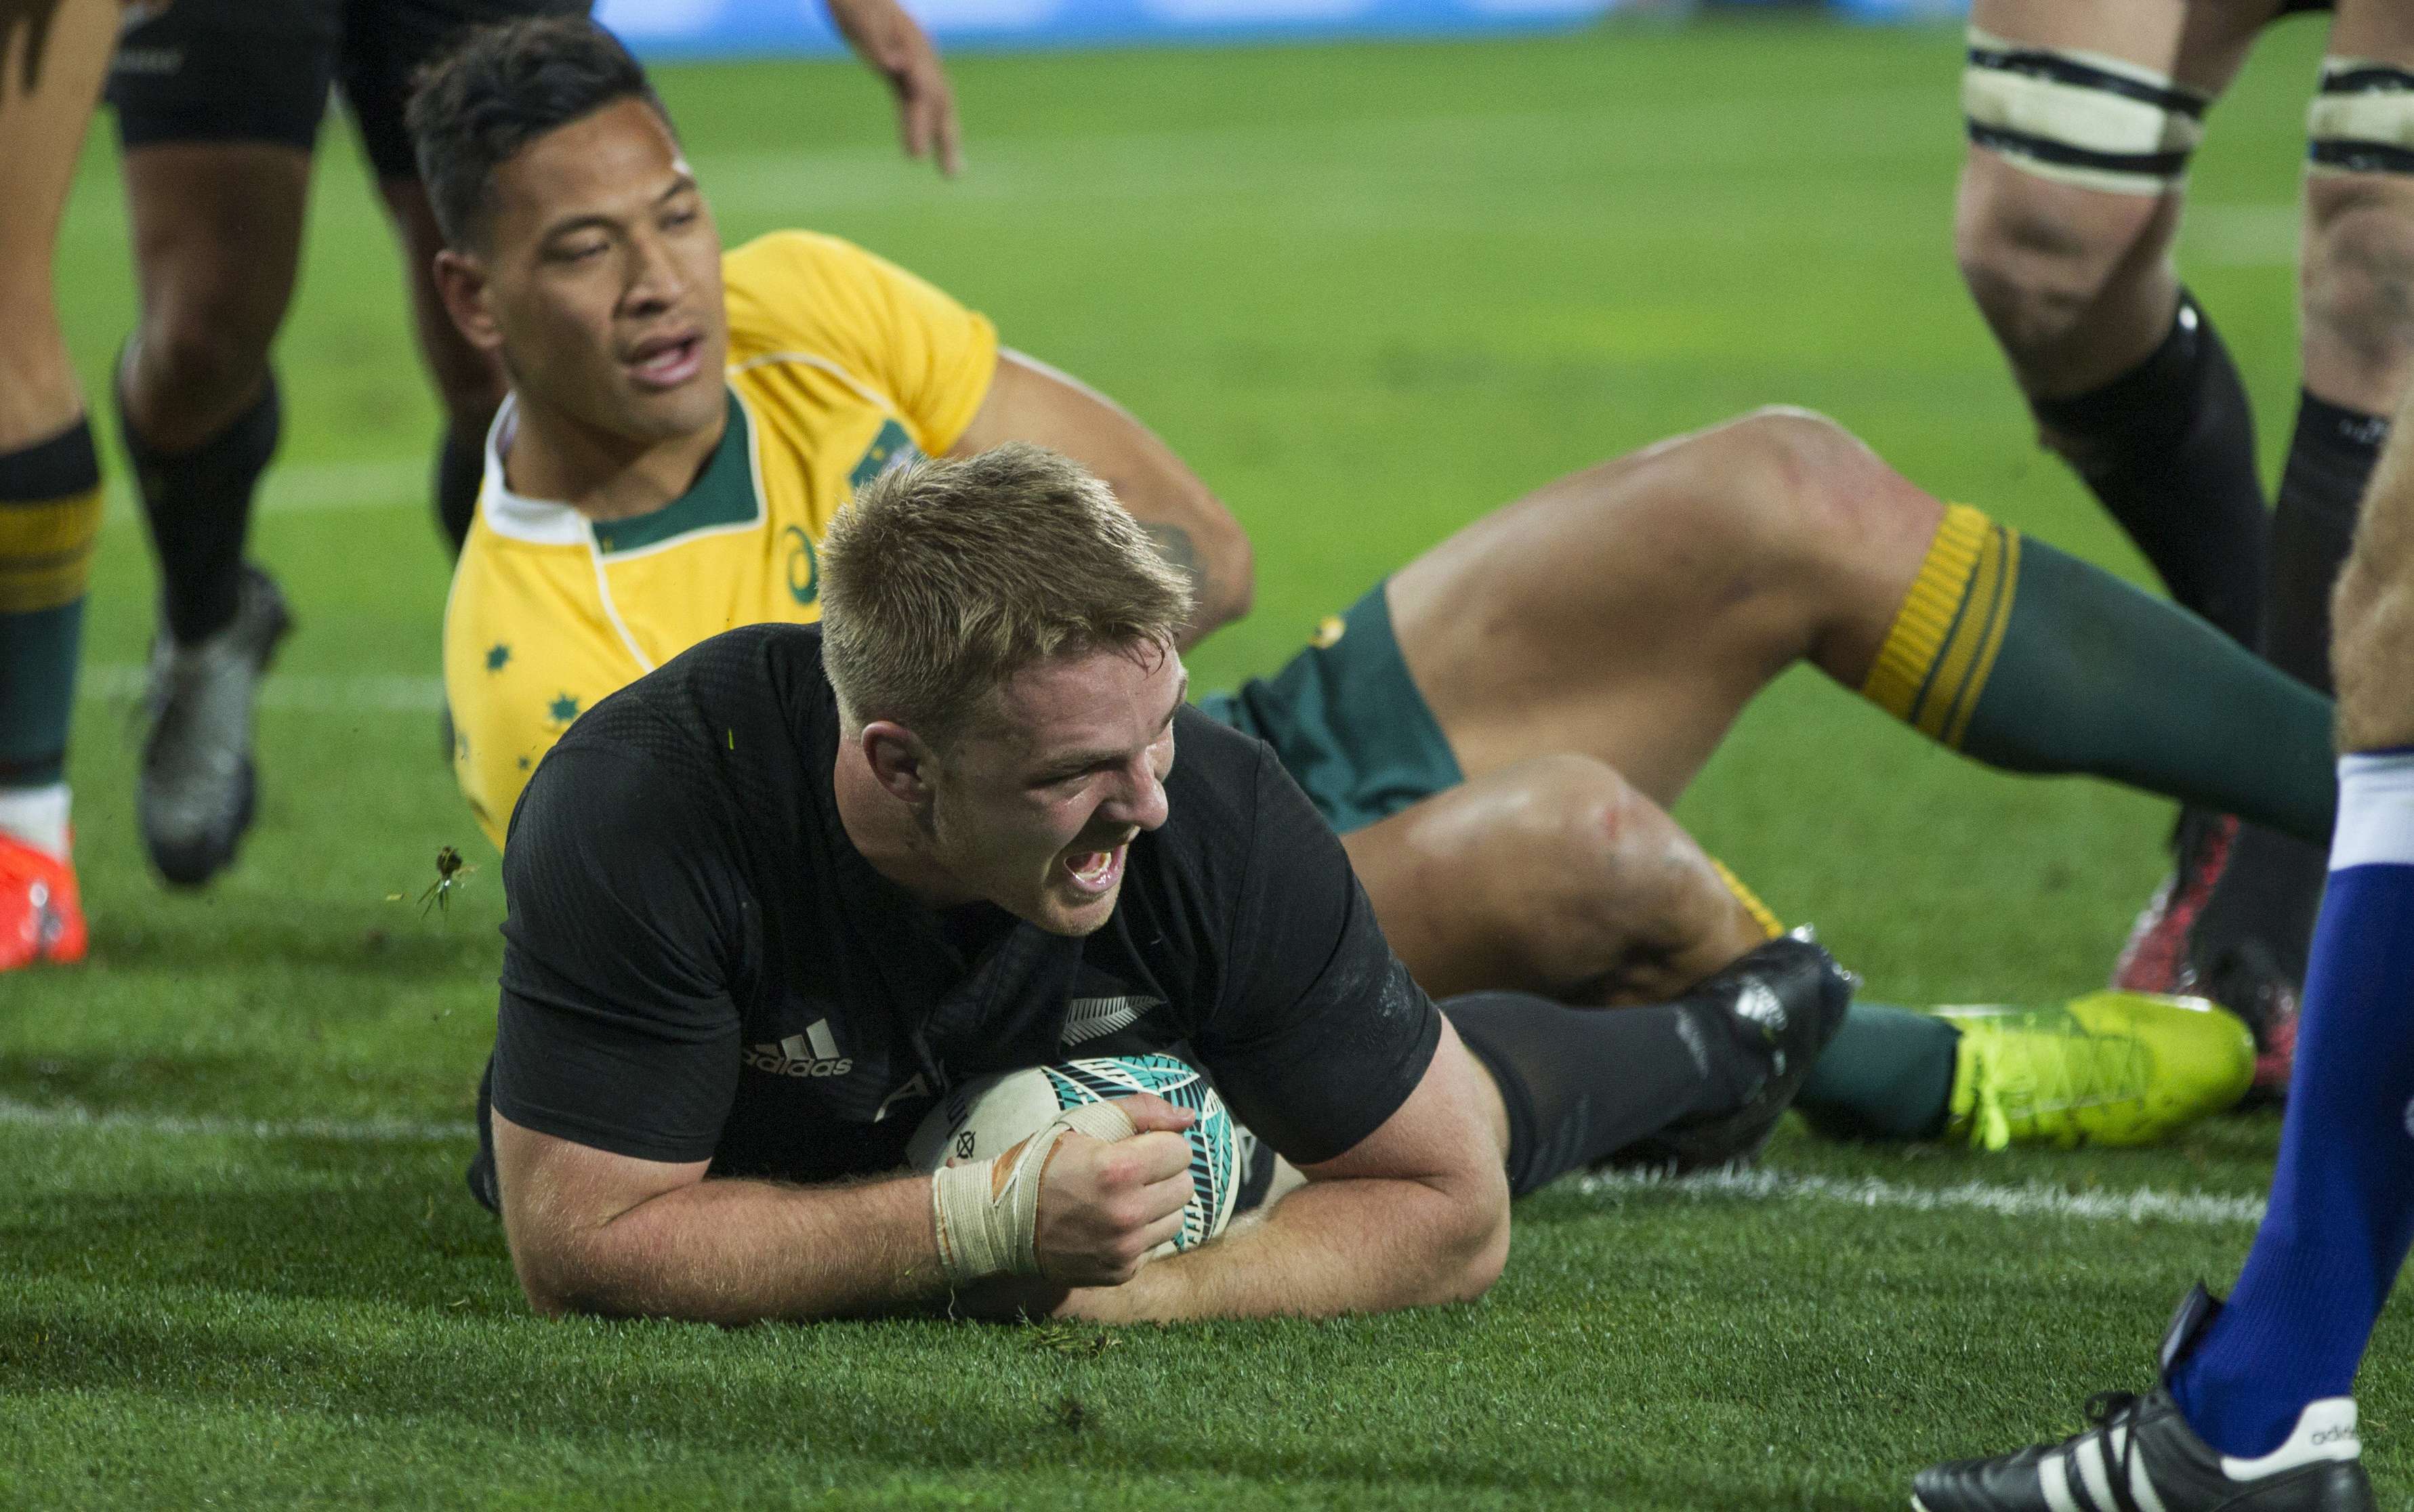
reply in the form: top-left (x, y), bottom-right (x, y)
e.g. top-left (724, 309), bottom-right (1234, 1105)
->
top-left (471, 96), bottom-right (730, 448)
top-left (923, 642), bottom-right (1185, 937)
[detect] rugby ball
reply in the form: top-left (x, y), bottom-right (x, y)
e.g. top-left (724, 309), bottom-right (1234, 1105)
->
top-left (907, 1054), bottom-right (1241, 1254)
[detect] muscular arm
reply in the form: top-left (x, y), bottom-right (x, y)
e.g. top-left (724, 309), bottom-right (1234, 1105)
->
top-left (1048, 1020), bottom-right (1511, 1322)
top-left (493, 1110), bottom-right (946, 1322)
top-left (949, 350), bottom-right (1254, 646)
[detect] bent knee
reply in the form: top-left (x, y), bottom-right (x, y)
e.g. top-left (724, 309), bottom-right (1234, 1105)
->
top-left (130, 314), bottom-right (274, 417)
top-left (1484, 757), bottom-right (1690, 936)
top-left (1676, 407), bottom-right (1916, 560)
top-left (1954, 162), bottom-right (2176, 361)
top-left (2304, 189), bottom-right (2414, 394)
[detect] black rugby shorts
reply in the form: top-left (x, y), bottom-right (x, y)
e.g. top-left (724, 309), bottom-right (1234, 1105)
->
top-left (108, 0), bottom-right (592, 181)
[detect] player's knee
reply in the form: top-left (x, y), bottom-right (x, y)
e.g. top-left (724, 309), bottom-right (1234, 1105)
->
top-left (1488, 755), bottom-right (1672, 961)
top-left (1696, 406), bottom-right (1905, 558)
top-left (2303, 190), bottom-right (2414, 394)
top-left (1953, 177), bottom-right (2163, 366)
top-left (131, 312), bottom-right (272, 421)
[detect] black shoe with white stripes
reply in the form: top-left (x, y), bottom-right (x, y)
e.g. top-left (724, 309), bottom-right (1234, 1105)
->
top-left (1912, 1286), bottom-right (2375, 1512)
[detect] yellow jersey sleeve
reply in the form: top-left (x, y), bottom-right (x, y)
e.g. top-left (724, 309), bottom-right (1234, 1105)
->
top-left (722, 230), bottom-right (999, 455)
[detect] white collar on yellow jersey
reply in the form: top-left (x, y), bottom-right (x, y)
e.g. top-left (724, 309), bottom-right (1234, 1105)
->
top-left (478, 393), bottom-right (607, 548)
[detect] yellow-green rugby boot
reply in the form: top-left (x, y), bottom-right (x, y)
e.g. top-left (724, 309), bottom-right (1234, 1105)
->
top-left (1934, 992), bottom-right (2254, 1151)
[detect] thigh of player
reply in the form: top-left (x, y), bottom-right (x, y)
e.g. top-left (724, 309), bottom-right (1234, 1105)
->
top-left (1383, 409), bottom-right (1942, 811)
top-left (110, 0), bottom-right (337, 445)
top-left (0, 0), bottom-right (122, 445)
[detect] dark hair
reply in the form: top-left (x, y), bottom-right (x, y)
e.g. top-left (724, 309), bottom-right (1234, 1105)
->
top-left (406, 16), bottom-right (669, 249)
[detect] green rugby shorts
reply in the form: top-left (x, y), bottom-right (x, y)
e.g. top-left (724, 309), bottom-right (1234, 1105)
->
top-left (1196, 581), bottom-right (1463, 835)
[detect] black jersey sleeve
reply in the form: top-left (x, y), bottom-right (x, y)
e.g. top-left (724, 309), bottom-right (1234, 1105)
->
top-left (1193, 746), bottom-right (1442, 1165)
top-left (491, 744), bottom-right (747, 1165)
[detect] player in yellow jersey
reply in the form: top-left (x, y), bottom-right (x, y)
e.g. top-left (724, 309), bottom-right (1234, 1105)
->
top-left (416, 18), bottom-right (2338, 1160)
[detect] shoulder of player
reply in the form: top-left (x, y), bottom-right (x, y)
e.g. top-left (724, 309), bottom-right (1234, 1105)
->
top-left (524, 627), bottom-right (826, 814)
top-left (721, 228), bottom-right (894, 357)
top-left (1138, 708), bottom-right (1280, 878)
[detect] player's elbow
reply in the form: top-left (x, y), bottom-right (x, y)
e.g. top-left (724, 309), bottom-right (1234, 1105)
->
top-left (1186, 503), bottom-right (1255, 640)
top-left (507, 1238), bottom-right (585, 1318)
top-left (1213, 524), bottom-right (1256, 627)
top-left (1422, 1157), bottom-right (1512, 1306)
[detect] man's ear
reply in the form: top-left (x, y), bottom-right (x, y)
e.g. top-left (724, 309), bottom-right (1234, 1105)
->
top-left (860, 721), bottom-right (936, 805)
top-left (433, 247), bottom-right (503, 353)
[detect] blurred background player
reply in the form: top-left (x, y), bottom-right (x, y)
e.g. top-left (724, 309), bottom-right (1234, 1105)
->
top-left (416, 18), bottom-right (2328, 1164)
top-left (1955, 0), bottom-right (2414, 1093)
top-left (0, 0), bottom-right (129, 971)
top-left (102, 0), bottom-right (961, 887)
top-left (1909, 287), bottom-right (2414, 1512)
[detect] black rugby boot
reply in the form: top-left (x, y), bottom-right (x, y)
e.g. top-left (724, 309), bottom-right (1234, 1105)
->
top-left (1913, 1286), bottom-right (2375, 1512)
top-left (1607, 929), bottom-right (1854, 1173)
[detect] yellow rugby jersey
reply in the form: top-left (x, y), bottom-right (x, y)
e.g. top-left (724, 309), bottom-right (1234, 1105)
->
top-left (444, 230), bottom-right (998, 847)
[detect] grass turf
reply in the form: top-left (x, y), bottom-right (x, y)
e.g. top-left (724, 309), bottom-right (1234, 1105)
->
top-left (10, 12), bottom-right (2403, 1508)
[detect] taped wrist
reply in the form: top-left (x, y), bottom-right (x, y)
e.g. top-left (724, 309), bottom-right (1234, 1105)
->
top-left (930, 1097), bottom-right (1136, 1287)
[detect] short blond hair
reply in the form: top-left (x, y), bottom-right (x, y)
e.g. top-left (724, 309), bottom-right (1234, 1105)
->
top-left (819, 444), bottom-right (1194, 744)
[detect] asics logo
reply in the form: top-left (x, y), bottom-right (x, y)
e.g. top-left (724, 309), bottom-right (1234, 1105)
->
top-left (745, 1019), bottom-right (852, 1078)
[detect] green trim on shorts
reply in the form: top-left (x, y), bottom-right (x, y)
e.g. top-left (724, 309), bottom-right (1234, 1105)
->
top-left (1196, 581), bottom-right (1463, 835)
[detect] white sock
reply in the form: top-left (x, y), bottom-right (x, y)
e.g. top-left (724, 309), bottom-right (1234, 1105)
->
top-left (0, 784), bottom-right (70, 860)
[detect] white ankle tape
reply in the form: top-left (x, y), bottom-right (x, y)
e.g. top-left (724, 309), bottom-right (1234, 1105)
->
top-left (931, 1098), bottom-right (1136, 1287)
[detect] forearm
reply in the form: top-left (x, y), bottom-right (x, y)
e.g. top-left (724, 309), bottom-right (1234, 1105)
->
top-left (1052, 1169), bottom-right (1510, 1322)
top-left (513, 1172), bottom-right (944, 1324)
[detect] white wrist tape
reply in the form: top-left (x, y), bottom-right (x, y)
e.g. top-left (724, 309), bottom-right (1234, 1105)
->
top-left (931, 1097), bottom-right (1136, 1287)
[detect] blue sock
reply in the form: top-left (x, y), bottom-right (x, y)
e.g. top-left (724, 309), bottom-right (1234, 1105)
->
top-left (2170, 750), bottom-right (2414, 1456)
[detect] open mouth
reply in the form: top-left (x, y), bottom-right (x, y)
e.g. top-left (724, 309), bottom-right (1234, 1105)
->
top-left (625, 333), bottom-right (703, 391)
top-left (1060, 843), bottom-right (1126, 897)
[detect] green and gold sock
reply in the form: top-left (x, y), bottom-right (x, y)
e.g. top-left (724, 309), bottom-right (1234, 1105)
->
top-left (1, 419), bottom-right (102, 793)
top-left (1860, 503), bottom-right (2337, 845)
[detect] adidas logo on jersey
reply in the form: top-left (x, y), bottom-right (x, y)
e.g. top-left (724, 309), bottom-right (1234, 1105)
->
top-left (745, 1019), bottom-right (852, 1078)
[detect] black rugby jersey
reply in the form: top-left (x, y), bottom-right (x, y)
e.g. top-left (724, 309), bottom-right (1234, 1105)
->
top-left (482, 624), bottom-right (1440, 1185)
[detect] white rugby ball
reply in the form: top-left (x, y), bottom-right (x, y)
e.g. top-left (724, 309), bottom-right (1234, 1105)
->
top-left (907, 1054), bottom-right (1241, 1254)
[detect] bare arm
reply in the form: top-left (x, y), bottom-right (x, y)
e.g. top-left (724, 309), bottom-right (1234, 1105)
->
top-left (949, 350), bottom-right (1255, 647)
top-left (491, 1097), bottom-right (1198, 1322)
top-left (1034, 1020), bottom-right (1512, 1322)
top-left (493, 1110), bottom-right (945, 1322)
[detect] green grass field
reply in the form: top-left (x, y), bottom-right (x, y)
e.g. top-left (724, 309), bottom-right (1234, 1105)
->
top-left (9, 12), bottom-right (2402, 1508)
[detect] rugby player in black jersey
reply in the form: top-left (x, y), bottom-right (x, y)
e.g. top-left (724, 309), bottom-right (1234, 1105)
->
top-left (99, 0), bottom-right (959, 890)
top-left (479, 445), bottom-right (1851, 1322)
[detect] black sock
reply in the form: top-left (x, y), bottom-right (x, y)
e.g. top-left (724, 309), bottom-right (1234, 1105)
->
top-left (2192, 392), bottom-right (2388, 992)
top-left (1448, 990), bottom-right (1751, 1198)
top-left (2028, 292), bottom-right (2268, 647)
top-left (120, 372), bottom-right (279, 646)
top-left (2265, 390), bottom-right (2387, 693)
top-left (434, 417), bottom-right (484, 557)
